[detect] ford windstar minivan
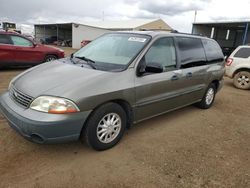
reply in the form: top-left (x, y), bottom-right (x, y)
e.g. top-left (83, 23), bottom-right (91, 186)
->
top-left (0, 31), bottom-right (225, 150)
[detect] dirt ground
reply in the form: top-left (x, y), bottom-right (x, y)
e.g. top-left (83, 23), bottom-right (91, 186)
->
top-left (0, 48), bottom-right (250, 188)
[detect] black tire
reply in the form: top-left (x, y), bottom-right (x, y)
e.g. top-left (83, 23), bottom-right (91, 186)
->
top-left (44, 55), bottom-right (57, 62)
top-left (233, 71), bottom-right (250, 90)
top-left (82, 102), bottom-right (127, 151)
top-left (196, 83), bottom-right (216, 109)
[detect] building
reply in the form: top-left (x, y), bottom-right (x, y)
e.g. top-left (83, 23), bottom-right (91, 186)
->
top-left (34, 23), bottom-right (111, 49)
top-left (34, 19), bottom-right (172, 49)
top-left (192, 21), bottom-right (250, 56)
top-left (82, 19), bottom-right (172, 31)
top-left (0, 22), bottom-right (16, 31)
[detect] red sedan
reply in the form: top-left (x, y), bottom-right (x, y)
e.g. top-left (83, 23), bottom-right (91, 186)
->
top-left (0, 31), bottom-right (65, 68)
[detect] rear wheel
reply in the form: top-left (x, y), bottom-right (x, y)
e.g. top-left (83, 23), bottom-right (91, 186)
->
top-left (82, 103), bottom-right (127, 151)
top-left (233, 71), bottom-right (250, 90)
top-left (196, 83), bottom-right (216, 109)
top-left (44, 55), bottom-right (57, 62)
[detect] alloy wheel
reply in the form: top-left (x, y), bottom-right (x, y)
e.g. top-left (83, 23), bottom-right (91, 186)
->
top-left (96, 113), bottom-right (122, 144)
top-left (205, 88), bottom-right (214, 105)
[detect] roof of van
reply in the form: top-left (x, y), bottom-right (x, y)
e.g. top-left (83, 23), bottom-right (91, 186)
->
top-left (116, 30), bottom-right (209, 39)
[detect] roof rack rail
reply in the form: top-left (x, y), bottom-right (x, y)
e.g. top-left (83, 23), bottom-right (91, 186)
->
top-left (138, 28), bottom-right (171, 32)
top-left (138, 28), bottom-right (153, 31)
top-left (170, 30), bottom-right (204, 37)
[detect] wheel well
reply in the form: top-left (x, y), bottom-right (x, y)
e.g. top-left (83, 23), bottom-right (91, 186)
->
top-left (211, 80), bottom-right (219, 90)
top-left (111, 99), bottom-right (133, 128)
top-left (233, 68), bottom-right (250, 77)
top-left (82, 100), bottom-right (133, 131)
top-left (45, 54), bottom-right (58, 59)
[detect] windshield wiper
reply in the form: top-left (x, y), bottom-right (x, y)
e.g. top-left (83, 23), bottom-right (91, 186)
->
top-left (69, 53), bottom-right (76, 64)
top-left (75, 56), bottom-right (95, 64)
top-left (74, 56), bottom-right (96, 69)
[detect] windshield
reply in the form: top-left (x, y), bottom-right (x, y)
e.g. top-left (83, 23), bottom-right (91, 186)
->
top-left (73, 33), bottom-right (151, 71)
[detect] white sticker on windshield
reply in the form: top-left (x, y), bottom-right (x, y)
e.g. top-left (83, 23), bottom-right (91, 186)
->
top-left (128, 37), bottom-right (147, 43)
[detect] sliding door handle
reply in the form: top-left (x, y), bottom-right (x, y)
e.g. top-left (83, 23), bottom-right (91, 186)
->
top-left (186, 72), bottom-right (192, 77)
top-left (171, 75), bottom-right (179, 81)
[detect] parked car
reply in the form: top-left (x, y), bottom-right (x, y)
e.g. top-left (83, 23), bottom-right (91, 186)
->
top-left (0, 31), bottom-right (225, 150)
top-left (60, 39), bottom-right (72, 47)
top-left (40, 36), bottom-right (63, 44)
top-left (225, 45), bottom-right (250, 90)
top-left (0, 31), bottom-right (65, 68)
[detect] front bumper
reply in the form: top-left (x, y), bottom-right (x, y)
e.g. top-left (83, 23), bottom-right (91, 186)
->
top-left (0, 92), bottom-right (91, 144)
top-left (217, 79), bottom-right (224, 92)
top-left (225, 66), bottom-right (233, 78)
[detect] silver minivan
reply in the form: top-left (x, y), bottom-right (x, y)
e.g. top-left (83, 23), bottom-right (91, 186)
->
top-left (0, 31), bottom-right (225, 150)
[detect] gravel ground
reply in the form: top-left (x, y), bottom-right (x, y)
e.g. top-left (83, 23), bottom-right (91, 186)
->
top-left (0, 48), bottom-right (249, 187)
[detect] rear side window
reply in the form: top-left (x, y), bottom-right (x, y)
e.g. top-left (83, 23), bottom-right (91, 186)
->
top-left (177, 37), bottom-right (206, 68)
top-left (10, 35), bottom-right (33, 47)
top-left (202, 39), bottom-right (224, 62)
top-left (234, 48), bottom-right (250, 58)
top-left (0, 34), bottom-right (12, 44)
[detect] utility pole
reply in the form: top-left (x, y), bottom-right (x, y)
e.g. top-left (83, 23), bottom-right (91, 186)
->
top-left (191, 10), bottom-right (197, 34)
top-left (102, 11), bottom-right (104, 21)
top-left (194, 10), bottom-right (197, 23)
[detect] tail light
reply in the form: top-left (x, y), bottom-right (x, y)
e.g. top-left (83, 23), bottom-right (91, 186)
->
top-left (226, 58), bottom-right (233, 66)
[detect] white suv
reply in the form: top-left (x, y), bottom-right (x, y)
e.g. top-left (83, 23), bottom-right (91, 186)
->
top-left (225, 45), bottom-right (250, 90)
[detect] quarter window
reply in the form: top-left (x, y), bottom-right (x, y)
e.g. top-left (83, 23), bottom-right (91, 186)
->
top-left (202, 39), bottom-right (224, 62)
top-left (177, 37), bottom-right (206, 68)
top-left (10, 36), bottom-right (33, 47)
top-left (234, 48), bottom-right (250, 58)
top-left (0, 34), bottom-right (12, 44)
top-left (144, 37), bottom-right (176, 71)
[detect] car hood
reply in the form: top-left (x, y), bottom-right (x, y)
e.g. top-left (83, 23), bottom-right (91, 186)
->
top-left (36, 44), bottom-right (64, 52)
top-left (44, 44), bottom-right (64, 51)
top-left (13, 60), bottom-right (113, 99)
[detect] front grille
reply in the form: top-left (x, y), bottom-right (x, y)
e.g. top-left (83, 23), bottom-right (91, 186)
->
top-left (9, 85), bottom-right (33, 108)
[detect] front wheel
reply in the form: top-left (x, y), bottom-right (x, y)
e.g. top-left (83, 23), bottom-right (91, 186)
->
top-left (196, 83), bottom-right (216, 109)
top-left (82, 103), bottom-right (127, 151)
top-left (44, 55), bottom-right (57, 62)
top-left (233, 71), bottom-right (250, 90)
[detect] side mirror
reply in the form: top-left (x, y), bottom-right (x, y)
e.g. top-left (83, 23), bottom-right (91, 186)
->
top-left (145, 62), bottom-right (163, 73)
top-left (33, 42), bottom-right (37, 47)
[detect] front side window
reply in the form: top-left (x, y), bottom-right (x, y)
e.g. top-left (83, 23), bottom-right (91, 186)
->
top-left (10, 36), bottom-right (33, 47)
top-left (234, 48), bottom-right (250, 58)
top-left (144, 37), bottom-right (176, 71)
top-left (177, 37), bottom-right (206, 68)
top-left (0, 34), bottom-right (12, 45)
top-left (73, 33), bottom-right (151, 71)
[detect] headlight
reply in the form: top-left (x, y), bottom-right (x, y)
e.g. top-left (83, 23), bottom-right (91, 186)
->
top-left (30, 96), bottom-right (80, 114)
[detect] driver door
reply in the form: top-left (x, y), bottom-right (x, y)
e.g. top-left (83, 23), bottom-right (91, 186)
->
top-left (134, 37), bottom-right (185, 122)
